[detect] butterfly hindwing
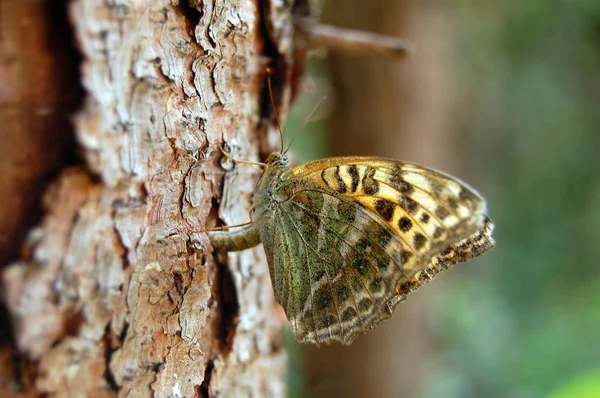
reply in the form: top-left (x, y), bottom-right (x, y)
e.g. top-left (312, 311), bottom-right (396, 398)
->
top-left (260, 179), bottom-right (404, 344)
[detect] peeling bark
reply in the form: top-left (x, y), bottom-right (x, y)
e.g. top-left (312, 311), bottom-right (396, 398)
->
top-left (2, 0), bottom-right (299, 396)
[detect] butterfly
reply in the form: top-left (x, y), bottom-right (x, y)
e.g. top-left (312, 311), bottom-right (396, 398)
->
top-left (207, 149), bottom-right (495, 345)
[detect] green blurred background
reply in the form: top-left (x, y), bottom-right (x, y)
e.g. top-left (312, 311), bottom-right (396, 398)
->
top-left (285, 1), bottom-right (600, 397)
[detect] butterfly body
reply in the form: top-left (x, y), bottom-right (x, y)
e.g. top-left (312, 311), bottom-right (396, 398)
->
top-left (208, 152), bottom-right (494, 345)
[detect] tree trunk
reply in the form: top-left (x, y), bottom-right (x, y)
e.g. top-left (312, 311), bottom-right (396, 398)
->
top-left (1, 0), bottom-right (297, 396)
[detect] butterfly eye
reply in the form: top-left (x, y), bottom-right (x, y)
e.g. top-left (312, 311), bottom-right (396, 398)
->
top-left (266, 152), bottom-right (288, 166)
top-left (266, 153), bottom-right (278, 163)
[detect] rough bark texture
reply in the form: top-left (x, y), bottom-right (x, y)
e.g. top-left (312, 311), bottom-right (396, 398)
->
top-left (304, 1), bottom-right (459, 397)
top-left (2, 0), bottom-right (298, 396)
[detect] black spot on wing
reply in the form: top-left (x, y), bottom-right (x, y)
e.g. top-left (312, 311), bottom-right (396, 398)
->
top-left (435, 206), bottom-right (450, 219)
top-left (369, 277), bottom-right (384, 294)
top-left (397, 280), bottom-right (417, 296)
top-left (348, 165), bottom-right (360, 193)
top-left (413, 233), bottom-right (427, 251)
top-left (334, 166), bottom-right (347, 194)
top-left (375, 199), bottom-right (395, 221)
top-left (441, 246), bottom-right (453, 256)
top-left (322, 314), bottom-right (337, 328)
top-left (320, 168), bottom-right (330, 188)
top-left (334, 285), bottom-right (351, 302)
top-left (341, 307), bottom-right (358, 322)
top-left (362, 168), bottom-right (379, 195)
top-left (448, 197), bottom-right (459, 210)
top-left (398, 217), bottom-right (413, 232)
top-left (390, 177), bottom-right (414, 195)
top-left (374, 226), bottom-right (393, 248)
top-left (354, 237), bottom-right (390, 271)
top-left (351, 256), bottom-right (370, 276)
top-left (299, 208), bottom-right (321, 237)
top-left (432, 227), bottom-right (444, 239)
top-left (459, 187), bottom-right (477, 202)
top-left (401, 251), bottom-right (413, 264)
top-left (314, 289), bottom-right (331, 311)
top-left (348, 274), bottom-right (363, 293)
top-left (399, 196), bottom-right (419, 214)
top-left (358, 298), bottom-right (373, 312)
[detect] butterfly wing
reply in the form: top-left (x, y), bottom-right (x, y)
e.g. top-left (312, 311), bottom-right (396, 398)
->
top-left (261, 156), bottom-right (494, 344)
top-left (285, 156), bottom-right (491, 261)
top-left (260, 178), bottom-right (406, 344)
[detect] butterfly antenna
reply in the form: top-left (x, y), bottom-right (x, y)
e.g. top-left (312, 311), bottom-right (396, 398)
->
top-left (266, 68), bottom-right (285, 153)
top-left (284, 96), bottom-right (327, 154)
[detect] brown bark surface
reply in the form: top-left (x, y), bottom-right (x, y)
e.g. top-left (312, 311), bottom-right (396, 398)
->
top-left (2, 0), bottom-right (297, 396)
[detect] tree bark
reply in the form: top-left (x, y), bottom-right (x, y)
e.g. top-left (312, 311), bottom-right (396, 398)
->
top-left (2, 0), bottom-right (296, 396)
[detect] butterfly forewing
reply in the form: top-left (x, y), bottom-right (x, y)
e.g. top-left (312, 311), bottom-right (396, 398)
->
top-left (392, 215), bottom-right (494, 305)
top-left (285, 157), bottom-right (488, 254)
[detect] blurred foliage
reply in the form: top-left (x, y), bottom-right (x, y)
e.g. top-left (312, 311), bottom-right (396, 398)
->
top-left (548, 368), bottom-right (600, 398)
top-left (285, 2), bottom-right (600, 397)
top-left (426, 1), bottom-right (600, 397)
top-left (285, 327), bottom-right (308, 398)
top-left (284, 62), bottom-right (331, 164)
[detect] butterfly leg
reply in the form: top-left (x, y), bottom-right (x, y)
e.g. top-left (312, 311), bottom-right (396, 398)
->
top-left (200, 219), bottom-right (255, 233)
top-left (207, 222), bottom-right (261, 252)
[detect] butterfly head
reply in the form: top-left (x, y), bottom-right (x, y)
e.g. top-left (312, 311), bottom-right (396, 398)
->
top-left (266, 152), bottom-right (289, 168)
